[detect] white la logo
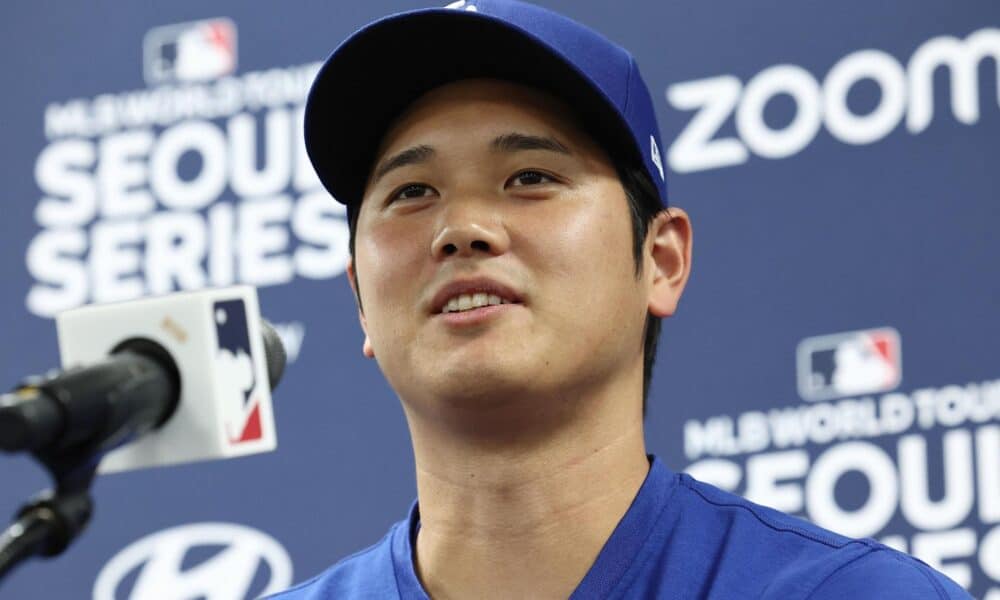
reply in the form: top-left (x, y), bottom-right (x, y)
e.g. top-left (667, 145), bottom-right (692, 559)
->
top-left (650, 135), bottom-right (664, 181)
top-left (445, 0), bottom-right (478, 11)
top-left (93, 522), bottom-right (293, 600)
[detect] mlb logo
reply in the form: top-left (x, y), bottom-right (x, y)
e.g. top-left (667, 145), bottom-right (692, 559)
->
top-left (796, 328), bottom-right (901, 401)
top-left (213, 299), bottom-right (264, 445)
top-left (143, 18), bottom-right (237, 85)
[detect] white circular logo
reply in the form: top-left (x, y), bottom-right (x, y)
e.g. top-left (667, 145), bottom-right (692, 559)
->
top-left (93, 522), bottom-right (293, 600)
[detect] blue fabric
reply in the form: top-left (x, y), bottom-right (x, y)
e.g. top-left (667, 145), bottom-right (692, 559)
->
top-left (304, 0), bottom-right (669, 208)
top-left (269, 456), bottom-right (970, 599)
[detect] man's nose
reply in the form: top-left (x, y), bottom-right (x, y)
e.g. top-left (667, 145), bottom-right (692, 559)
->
top-left (430, 199), bottom-right (510, 259)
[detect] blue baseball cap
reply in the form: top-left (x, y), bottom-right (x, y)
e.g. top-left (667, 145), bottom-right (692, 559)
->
top-left (304, 0), bottom-right (668, 209)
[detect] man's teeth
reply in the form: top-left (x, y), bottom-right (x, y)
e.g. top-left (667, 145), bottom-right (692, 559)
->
top-left (442, 293), bottom-right (509, 313)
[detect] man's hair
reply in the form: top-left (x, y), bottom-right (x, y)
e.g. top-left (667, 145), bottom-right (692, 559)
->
top-left (618, 164), bottom-right (667, 416)
top-left (345, 160), bottom-right (666, 416)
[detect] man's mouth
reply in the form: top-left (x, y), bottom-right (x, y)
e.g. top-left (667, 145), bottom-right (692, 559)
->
top-left (431, 278), bottom-right (523, 315)
top-left (441, 293), bottom-right (513, 314)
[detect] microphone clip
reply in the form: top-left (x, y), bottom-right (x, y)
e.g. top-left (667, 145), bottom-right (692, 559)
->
top-left (0, 422), bottom-right (103, 583)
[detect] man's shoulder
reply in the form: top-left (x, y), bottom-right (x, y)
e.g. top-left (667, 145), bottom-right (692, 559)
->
top-left (653, 473), bottom-right (971, 599)
top-left (671, 472), bottom-right (859, 556)
top-left (265, 522), bottom-right (402, 600)
top-left (799, 545), bottom-right (972, 599)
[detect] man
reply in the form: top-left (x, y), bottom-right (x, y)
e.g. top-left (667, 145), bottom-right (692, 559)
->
top-left (275, 1), bottom-right (971, 598)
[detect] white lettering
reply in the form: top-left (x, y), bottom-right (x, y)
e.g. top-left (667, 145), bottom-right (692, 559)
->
top-left (912, 528), bottom-right (977, 589)
top-left (907, 29), bottom-right (1000, 133)
top-left (745, 450), bottom-right (809, 514)
top-left (45, 100), bottom-right (90, 139)
top-left (229, 109), bottom-right (292, 197)
top-left (978, 425), bottom-right (1000, 524)
top-left (668, 27), bottom-right (1000, 172)
top-left (879, 393), bottom-right (915, 434)
top-left (899, 430), bottom-right (974, 530)
top-left (292, 191), bottom-right (348, 280)
top-left (238, 196), bottom-right (293, 286)
top-left (34, 139), bottom-right (97, 228)
top-left (666, 76), bottom-right (747, 172)
top-left (685, 416), bottom-right (736, 459)
top-left (768, 406), bottom-right (809, 448)
top-left (151, 120), bottom-right (228, 210)
top-left (981, 525), bottom-right (1000, 583)
top-left (806, 441), bottom-right (897, 538)
top-left (144, 212), bottom-right (207, 294)
top-left (25, 229), bottom-right (87, 317)
top-left (737, 411), bottom-right (770, 454)
top-left (823, 49), bottom-right (907, 145)
top-left (684, 459), bottom-right (742, 492)
top-left (42, 63), bottom-right (321, 139)
top-left (804, 402), bottom-right (838, 445)
top-left (98, 129), bottom-right (155, 218)
top-left (208, 201), bottom-right (236, 287)
top-left (90, 220), bottom-right (144, 303)
top-left (735, 64), bottom-right (822, 159)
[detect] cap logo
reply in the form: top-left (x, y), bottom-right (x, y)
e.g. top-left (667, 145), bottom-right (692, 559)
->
top-left (445, 1), bottom-right (478, 10)
top-left (650, 135), bottom-right (665, 180)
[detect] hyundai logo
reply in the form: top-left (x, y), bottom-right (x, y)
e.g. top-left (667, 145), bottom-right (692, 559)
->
top-left (93, 522), bottom-right (293, 600)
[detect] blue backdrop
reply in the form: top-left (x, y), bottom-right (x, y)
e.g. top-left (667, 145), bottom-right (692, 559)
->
top-left (2, 1), bottom-right (998, 598)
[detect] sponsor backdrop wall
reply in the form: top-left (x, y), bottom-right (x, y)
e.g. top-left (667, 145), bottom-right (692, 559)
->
top-left (1, 1), bottom-right (998, 597)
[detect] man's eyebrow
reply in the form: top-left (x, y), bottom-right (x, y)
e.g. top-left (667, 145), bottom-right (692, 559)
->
top-left (370, 134), bottom-right (568, 185)
top-left (371, 145), bottom-right (435, 185)
top-left (492, 133), bottom-right (571, 155)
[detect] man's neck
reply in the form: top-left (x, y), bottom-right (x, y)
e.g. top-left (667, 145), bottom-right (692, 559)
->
top-left (408, 395), bottom-right (649, 600)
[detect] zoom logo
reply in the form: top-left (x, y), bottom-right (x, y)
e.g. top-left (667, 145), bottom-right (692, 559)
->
top-left (667, 28), bottom-right (1000, 172)
top-left (93, 523), bottom-right (293, 600)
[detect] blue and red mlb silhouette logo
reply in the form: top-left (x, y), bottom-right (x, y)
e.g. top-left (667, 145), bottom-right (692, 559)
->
top-left (213, 299), bottom-right (263, 445)
top-left (796, 328), bottom-right (901, 402)
top-left (144, 18), bottom-right (236, 85)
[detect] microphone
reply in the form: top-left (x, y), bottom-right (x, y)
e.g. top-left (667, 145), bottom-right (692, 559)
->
top-left (0, 286), bottom-right (285, 580)
top-left (0, 285), bottom-right (283, 472)
top-left (0, 342), bottom-right (182, 455)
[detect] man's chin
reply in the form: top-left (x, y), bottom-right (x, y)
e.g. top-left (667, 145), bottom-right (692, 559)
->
top-left (441, 370), bottom-right (532, 406)
top-left (405, 365), bottom-right (544, 411)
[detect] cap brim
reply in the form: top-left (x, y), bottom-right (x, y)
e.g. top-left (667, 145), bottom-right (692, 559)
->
top-left (304, 8), bottom-right (640, 207)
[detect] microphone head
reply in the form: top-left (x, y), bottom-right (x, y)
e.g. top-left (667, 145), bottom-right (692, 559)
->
top-left (57, 286), bottom-right (278, 474)
top-left (260, 320), bottom-right (287, 391)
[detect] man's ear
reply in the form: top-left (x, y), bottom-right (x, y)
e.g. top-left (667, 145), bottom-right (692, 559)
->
top-left (346, 257), bottom-right (375, 358)
top-left (646, 207), bottom-right (693, 318)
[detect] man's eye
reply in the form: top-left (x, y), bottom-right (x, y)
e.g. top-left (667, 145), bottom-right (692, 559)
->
top-left (391, 183), bottom-right (434, 201)
top-left (508, 170), bottom-right (555, 187)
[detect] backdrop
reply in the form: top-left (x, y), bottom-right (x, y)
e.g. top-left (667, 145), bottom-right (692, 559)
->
top-left (2, 1), bottom-right (998, 598)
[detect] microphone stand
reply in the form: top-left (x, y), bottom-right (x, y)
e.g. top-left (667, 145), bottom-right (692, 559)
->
top-left (0, 325), bottom-right (278, 583)
top-left (0, 490), bottom-right (94, 581)
top-left (0, 343), bottom-right (180, 583)
top-left (0, 413), bottom-right (105, 583)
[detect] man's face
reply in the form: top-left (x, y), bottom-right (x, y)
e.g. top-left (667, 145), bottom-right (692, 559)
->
top-left (351, 79), bottom-right (655, 417)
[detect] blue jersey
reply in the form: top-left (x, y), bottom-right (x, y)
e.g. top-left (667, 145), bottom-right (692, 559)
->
top-left (270, 456), bottom-right (970, 599)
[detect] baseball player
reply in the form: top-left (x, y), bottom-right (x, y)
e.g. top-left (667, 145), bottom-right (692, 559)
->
top-left (273, 1), bottom-right (971, 598)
